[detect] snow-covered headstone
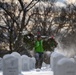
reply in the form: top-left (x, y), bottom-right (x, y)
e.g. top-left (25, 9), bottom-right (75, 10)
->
top-left (3, 54), bottom-right (19, 75)
top-left (11, 52), bottom-right (22, 73)
top-left (56, 58), bottom-right (76, 75)
top-left (42, 62), bottom-right (47, 67)
top-left (0, 57), bottom-right (3, 71)
top-left (21, 55), bottom-right (30, 71)
top-left (74, 56), bottom-right (76, 61)
top-left (50, 52), bottom-right (65, 71)
top-left (29, 57), bottom-right (36, 70)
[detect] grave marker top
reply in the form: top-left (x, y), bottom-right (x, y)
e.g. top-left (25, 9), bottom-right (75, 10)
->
top-left (3, 54), bottom-right (19, 75)
top-left (56, 58), bottom-right (76, 75)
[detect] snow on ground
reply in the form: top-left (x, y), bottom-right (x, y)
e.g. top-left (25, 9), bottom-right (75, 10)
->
top-left (0, 66), bottom-right (53, 75)
top-left (22, 67), bottom-right (53, 75)
top-left (22, 71), bottom-right (53, 75)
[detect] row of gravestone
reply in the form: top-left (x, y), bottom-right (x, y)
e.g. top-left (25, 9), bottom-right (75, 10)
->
top-left (50, 51), bottom-right (76, 75)
top-left (0, 52), bottom-right (36, 75)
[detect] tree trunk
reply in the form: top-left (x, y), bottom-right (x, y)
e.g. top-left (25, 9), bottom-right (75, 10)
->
top-left (14, 32), bottom-right (23, 51)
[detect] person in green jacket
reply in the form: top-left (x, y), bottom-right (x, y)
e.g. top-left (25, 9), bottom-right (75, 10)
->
top-left (34, 35), bottom-right (44, 69)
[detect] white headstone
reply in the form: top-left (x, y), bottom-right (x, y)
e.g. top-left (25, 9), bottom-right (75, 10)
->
top-left (3, 54), bottom-right (19, 75)
top-left (74, 56), bottom-right (76, 61)
top-left (50, 52), bottom-right (65, 71)
top-left (11, 52), bottom-right (21, 73)
top-left (0, 57), bottom-right (3, 71)
top-left (56, 58), bottom-right (76, 75)
top-left (21, 55), bottom-right (30, 71)
top-left (42, 62), bottom-right (47, 67)
top-left (29, 57), bottom-right (36, 70)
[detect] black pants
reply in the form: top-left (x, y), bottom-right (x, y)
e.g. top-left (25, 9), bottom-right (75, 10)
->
top-left (35, 52), bottom-right (44, 69)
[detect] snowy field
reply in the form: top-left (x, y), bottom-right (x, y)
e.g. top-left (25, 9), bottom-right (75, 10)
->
top-left (0, 67), bottom-right (53, 75)
top-left (22, 70), bottom-right (53, 75)
top-left (22, 67), bottom-right (53, 75)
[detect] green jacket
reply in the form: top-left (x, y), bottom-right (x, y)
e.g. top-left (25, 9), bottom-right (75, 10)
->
top-left (34, 40), bottom-right (44, 53)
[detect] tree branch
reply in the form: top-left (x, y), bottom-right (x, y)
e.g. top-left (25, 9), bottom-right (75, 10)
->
top-left (25, 0), bottom-right (34, 9)
top-left (0, 25), bottom-right (8, 29)
top-left (0, 15), bottom-right (7, 24)
top-left (18, 0), bottom-right (24, 10)
top-left (0, 4), bottom-right (20, 29)
top-left (26, 1), bottom-right (39, 12)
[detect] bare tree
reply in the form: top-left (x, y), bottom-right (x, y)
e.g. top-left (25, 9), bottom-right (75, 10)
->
top-left (0, 0), bottom-right (39, 53)
top-left (29, 2), bottom-right (55, 36)
top-left (28, 2), bottom-right (76, 54)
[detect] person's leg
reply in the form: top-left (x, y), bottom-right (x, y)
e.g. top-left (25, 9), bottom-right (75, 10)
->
top-left (39, 53), bottom-right (44, 69)
top-left (35, 53), bottom-right (39, 68)
top-left (35, 60), bottom-right (39, 69)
